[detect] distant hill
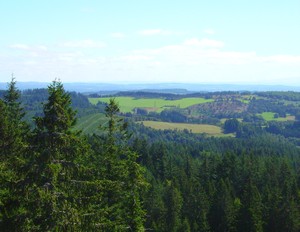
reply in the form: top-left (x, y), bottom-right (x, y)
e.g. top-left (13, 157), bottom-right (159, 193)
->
top-left (1, 82), bottom-right (300, 92)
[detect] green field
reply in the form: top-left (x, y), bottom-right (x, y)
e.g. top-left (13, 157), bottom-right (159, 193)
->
top-left (239, 98), bottom-right (251, 104)
top-left (258, 112), bottom-right (295, 122)
top-left (89, 97), bottom-right (213, 113)
top-left (138, 120), bottom-right (232, 136)
top-left (75, 113), bottom-right (107, 134)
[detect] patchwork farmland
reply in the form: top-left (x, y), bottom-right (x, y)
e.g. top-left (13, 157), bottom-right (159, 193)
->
top-left (89, 96), bottom-right (213, 113)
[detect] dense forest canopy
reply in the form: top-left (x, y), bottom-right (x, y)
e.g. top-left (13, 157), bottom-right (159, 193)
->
top-left (1, 79), bottom-right (300, 231)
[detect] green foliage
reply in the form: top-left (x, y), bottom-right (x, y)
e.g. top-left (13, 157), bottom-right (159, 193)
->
top-left (1, 82), bottom-right (300, 231)
top-left (133, 127), bottom-right (300, 232)
top-left (258, 111), bottom-right (293, 121)
top-left (0, 78), bottom-right (30, 231)
top-left (26, 80), bottom-right (90, 230)
top-left (224, 118), bottom-right (240, 134)
top-left (165, 181), bottom-right (183, 232)
top-left (86, 98), bottom-right (148, 231)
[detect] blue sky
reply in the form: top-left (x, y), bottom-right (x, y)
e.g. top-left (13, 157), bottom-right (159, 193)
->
top-left (1, 0), bottom-right (300, 84)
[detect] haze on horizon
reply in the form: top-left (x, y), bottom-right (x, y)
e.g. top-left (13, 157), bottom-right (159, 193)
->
top-left (1, 1), bottom-right (300, 85)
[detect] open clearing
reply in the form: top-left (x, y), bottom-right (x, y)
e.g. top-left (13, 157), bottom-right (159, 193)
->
top-left (89, 97), bottom-right (213, 113)
top-left (258, 112), bottom-right (295, 122)
top-left (138, 121), bottom-right (232, 136)
top-left (75, 113), bottom-right (107, 134)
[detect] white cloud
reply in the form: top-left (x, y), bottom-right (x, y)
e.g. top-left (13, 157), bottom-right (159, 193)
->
top-left (9, 44), bottom-right (48, 51)
top-left (9, 44), bottom-right (48, 53)
top-left (24, 60), bottom-right (38, 65)
top-left (184, 38), bottom-right (224, 48)
top-left (121, 37), bottom-right (300, 71)
top-left (57, 52), bottom-right (82, 62)
top-left (121, 55), bottom-right (152, 62)
top-left (36, 45), bottom-right (48, 51)
top-left (61, 40), bottom-right (106, 48)
top-left (3, 37), bottom-right (300, 84)
top-left (261, 55), bottom-right (300, 63)
top-left (111, 32), bottom-right (126, 38)
top-left (10, 44), bottom-right (31, 50)
top-left (139, 29), bottom-right (172, 36)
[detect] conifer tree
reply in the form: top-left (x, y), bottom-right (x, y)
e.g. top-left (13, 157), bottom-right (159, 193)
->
top-left (190, 181), bottom-right (210, 232)
top-left (2, 76), bottom-right (28, 156)
top-left (144, 181), bottom-right (167, 231)
top-left (0, 99), bottom-right (11, 229)
top-left (123, 148), bottom-right (148, 231)
top-left (165, 181), bottom-right (183, 232)
top-left (91, 98), bottom-right (147, 231)
top-left (239, 183), bottom-right (263, 232)
top-left (0, 99), bottom-right (9, 151)
top-left (28, 80), bottom-right (89, 231)
top-left (210, 178), bottom-right (239, 232)
top-left (0, 77), bottom-right (29, 231)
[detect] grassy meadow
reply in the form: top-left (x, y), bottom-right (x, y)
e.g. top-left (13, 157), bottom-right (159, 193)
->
top-left (138, 121), bottom-right (232, 136)
top-left (89, 97), bottom-right (213, 113)
top-left (258, 112), bottom-right (295, 122)
top-left (75, 113), bottom-right (107, 134)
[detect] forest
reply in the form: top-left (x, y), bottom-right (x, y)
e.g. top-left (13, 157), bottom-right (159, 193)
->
top-left (1, 79), bottom-right (300, 231)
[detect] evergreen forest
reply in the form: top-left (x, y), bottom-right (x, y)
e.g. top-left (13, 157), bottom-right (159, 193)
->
top-left (1, 79), bottom-right (300, 231)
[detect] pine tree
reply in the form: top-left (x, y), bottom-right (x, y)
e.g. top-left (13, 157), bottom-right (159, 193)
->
top-left (191, 181), bottom-right (211, 232)
top-left (90, 98), bottom-right (148, 231)
top-left (239, 183), bottom-right (263, 232)
top-left (0, 77), bottom-right (29, 231)
top-left (210, 178), bottom-right (239, 232)
top-left (0, 99), bottom-right (11, 229)
top-left (164, 180), bottom-right (183, 232)
top-left (0, 99), bottom-right (9, 151)
top-left (144, 181), bottom-right (167, 231)
top-left (1, 76), bottom-right (28, 156)
top-left (27, 80), bottom-right (90, 231)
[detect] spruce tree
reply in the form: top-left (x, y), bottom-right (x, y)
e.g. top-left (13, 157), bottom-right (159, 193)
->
top-left (165, 181), bottom-right (183, 232)
top-left (239, 183), bottom-right (263, 232)
top-left (0, 99), bottom-right (11, 229)
top-left (91, 98), bottom-right (147, 231)
top-left (123, 147), bottom-right (148, 231)
top-left (28, 80), bottom-right (89, 231)
top-left (0, 78), bottom-right (29, 231)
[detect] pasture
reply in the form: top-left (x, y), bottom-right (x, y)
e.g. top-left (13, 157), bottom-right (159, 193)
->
top-left (138, 121), bottom-right (232, 136)
top-left (75, 113), bottom-right (107, 134)
top-left (89, 97), bottom-right (213, 113)
top-left (258, 112), bottom-right (295, 122)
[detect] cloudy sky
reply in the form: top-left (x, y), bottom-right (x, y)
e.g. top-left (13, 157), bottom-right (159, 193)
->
top-left (1, 0), bottom-right (300, 84)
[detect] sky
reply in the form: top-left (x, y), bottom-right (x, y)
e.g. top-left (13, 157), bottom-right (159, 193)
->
top-left (0, 0), bottom-right (300, 84)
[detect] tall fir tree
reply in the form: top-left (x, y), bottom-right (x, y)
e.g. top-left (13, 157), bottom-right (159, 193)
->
top-left (0, 77), bottom-right (29, 231)
top-left (239, 183), bottom-right (263, 232)
top-left (90, 98), bottom-right (147, 231)
top-left (27, 80), bottom-right (90, 231)
top-left (164, 180), bottom-right (183, 232)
